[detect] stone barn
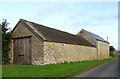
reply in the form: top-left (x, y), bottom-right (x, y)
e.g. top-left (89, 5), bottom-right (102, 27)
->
top-left (9, 19), bottom-right (109, 65)
top-left (77, 29), bottom-right (110, 59)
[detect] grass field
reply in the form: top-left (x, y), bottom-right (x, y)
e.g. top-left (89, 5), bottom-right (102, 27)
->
top-left (2, 57), bottom-right (117, 77)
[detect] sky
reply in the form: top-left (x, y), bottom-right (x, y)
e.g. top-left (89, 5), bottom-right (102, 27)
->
top-left (0, 2), bottom-right (118, 50)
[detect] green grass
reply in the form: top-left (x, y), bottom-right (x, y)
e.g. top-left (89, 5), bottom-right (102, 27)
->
top-left (112, 54), bottom-right (120, 58)
top-left (2, 58), bottom-right (116, 77)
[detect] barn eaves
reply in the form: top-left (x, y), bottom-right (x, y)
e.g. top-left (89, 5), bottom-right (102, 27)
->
top-left (20, 19), bottom-right (95, 47)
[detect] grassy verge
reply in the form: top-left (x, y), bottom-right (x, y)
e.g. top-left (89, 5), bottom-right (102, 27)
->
top-left (2, 57), bottom-right (117, 77)
top-left (112, 54), bottom-right (120, 58)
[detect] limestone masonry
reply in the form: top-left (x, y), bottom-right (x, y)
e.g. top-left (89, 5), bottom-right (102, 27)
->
top-left (9, 19), bottom-right (110, 65)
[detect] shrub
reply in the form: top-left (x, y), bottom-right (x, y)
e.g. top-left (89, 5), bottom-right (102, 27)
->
top-left (0, 19), bottom-right (11, 64)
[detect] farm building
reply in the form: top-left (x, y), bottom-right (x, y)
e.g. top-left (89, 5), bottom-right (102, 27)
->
top-left (9, 19), bottom-right (110, 65)
top-left (77, 29), bottom-right (110, 60)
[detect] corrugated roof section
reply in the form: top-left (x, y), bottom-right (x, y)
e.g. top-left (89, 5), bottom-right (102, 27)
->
top-left (84, 30), bottom-right (109, 43)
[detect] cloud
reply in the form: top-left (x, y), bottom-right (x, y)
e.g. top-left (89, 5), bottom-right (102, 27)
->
top-left (92, 15), bottom-right (110, 21)
top-left (36, 4), bottom-right (68, 20)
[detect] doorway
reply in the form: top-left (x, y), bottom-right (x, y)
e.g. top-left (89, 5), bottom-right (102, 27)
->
top-left (13, 37), bottom-right (31, 64)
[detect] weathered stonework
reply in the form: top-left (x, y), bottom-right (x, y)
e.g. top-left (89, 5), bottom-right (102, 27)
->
top-left (9, 21), bottom-right (44, 65)
top-left (97, 41), bottom-right (109, 59)
top-left (77, 30), bottom-right (97, 46)
top-left (9, 19), bottom-right (110, 65)
top-left (44, 42), bottom-right (97, 65)
top-left (77, 29), bottom-right (110, 60)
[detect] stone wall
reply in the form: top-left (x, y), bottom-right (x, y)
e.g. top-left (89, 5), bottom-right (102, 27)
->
top-left (9, 21), bottom-right (110, 65)
top-left (44, 42), bottom-right (97, 65)
top-left (9, 21), bottom-right (44, 65)
top-left (77, 30), bottom-right (110, 60)
top-left (97, 41), bottom-right (110, 59)
top-left (77, 30), bottom-right (97, 46)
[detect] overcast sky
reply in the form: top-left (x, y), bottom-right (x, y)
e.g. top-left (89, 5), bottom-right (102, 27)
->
top-left (0, 2), bottom-right (118, 50)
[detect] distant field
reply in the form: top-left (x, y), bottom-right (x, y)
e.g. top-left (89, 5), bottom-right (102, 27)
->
top-left (2, 57), bottom-right (116, 78)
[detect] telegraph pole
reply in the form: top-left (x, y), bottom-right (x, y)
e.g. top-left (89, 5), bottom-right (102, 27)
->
top-left (107, 36), bottom-right (108, 41)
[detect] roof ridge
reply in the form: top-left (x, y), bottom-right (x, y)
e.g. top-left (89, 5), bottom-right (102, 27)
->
top-left (19, 19), bottom-right (95, 47)
top-left (22, 19), bottom-right (46, 40)
top-left (83, 29), bottom-right (101, 37)
top-left (23, 19), bottom-right (75, 36)
top-left (82, 29), bottom-right (109, 43)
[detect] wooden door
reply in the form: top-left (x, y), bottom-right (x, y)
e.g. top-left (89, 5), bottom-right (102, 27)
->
top-left (13, 37), bottom-right (31, 65)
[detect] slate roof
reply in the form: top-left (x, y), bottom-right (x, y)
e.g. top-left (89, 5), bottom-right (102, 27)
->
top-left (21, 19), bottom-right (95, 47)
top-left (82, 29), bottom-right (109, 43)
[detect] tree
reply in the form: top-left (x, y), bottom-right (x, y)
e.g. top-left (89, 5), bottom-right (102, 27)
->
top-left (0, 19), bottom-right (11, 63)
top-left (110, 46), bottom-right (116, 57)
